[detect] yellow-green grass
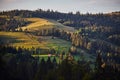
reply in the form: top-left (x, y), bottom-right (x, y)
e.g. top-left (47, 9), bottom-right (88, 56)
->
top-left (0, 31), bottom-right (95, 63)
top-left (20, 17), bottom-right (75, 32)
top-left (36, 36), bottom-right (72, 53)
top-left (0, 15), bottom-right (75, 32)
top-left (0, 31), bottom-right (48, 49)
top-left (48, 19), bottom-right (76, 32)
top-left (0, 15), bottom-right (8, 18)
top-left (32, 54), bottom-right (55, 57)
top-left (0, 16), bottom-right (94, 62)
top-left (0, 32), bottom-right (71, 52)
top-left (21, 18), bottom-right (55, 31)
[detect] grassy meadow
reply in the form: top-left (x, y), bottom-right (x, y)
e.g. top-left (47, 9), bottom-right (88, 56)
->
top-left (21, 18), bottom-right (55, 31)
top-left (0, 32), bottom-right (43, 49)
top-left (19, 17), bottom-right (75, 32)
top-left (0, 31), bottom-right (71, 53)
top-left (0, 16), bottom-right (95, 62)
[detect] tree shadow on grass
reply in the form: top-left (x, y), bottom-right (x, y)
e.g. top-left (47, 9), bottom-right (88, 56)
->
top-left (0, 35), bottom-right (25, 45)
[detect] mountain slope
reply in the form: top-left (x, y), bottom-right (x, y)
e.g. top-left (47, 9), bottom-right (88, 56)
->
top-left (20, 18), bottom-right (75, 32)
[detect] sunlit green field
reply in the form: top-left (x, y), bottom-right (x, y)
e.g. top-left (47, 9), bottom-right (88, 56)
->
top-left (0, 16), bottom-right (75, 54)
top-left (0, 16), bottom-right (95, 62)
top-left (39, 36), bottom-right (72, 53)
top-left (0, 31), bottom-right (71, 53)
top-left (0, 31), bottom-right (95, 62)
top-left (0, 32), bottom-right (44, 48)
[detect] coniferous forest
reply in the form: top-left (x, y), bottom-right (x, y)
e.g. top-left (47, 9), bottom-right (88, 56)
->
top-left (0, 9), bottom-right (120, 80)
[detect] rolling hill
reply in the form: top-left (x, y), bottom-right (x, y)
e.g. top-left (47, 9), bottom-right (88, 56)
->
top-left (0, 16), bottom-right (75, 53)
top-left (0, 16), bottom-right (95, 62)
top-left (20, 17), bottom-right (76, 32)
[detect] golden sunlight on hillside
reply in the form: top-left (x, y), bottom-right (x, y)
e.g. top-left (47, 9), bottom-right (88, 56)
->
top-left (21, 18), bottom-right (54, 31)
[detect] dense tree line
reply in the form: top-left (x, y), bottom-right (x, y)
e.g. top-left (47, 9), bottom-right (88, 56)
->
top-left (0, 9), bottom-right (119, 51)
top-left (0, 17), bottom-right (31, 31)
top-left (0, 46), bottom-right (119, 80)
top-left (0, 9), bottom-right (120, 80)
top-left (107, 34), bottom-right (120, 46)
top-left (0, 9), bottom-right (120, 30)
top-left (35, 27), bottom-right (120, 55)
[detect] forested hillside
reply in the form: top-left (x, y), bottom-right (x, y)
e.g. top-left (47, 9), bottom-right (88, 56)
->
top-left (0, 9), bottom-right (120, 80)
top-left (1, 9), bottom-right (120, 29)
